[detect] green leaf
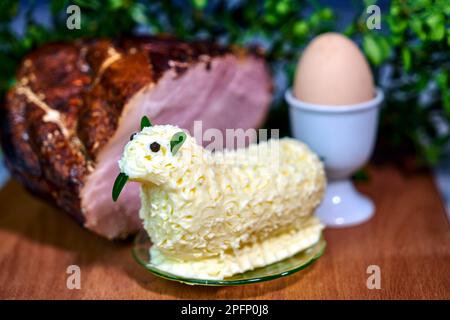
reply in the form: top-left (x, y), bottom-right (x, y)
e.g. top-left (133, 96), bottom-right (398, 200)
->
top-left (426, 13), bottom-right (445, 41)
top-left (320, 8), bottom-right (333, 20)
top-left (0, 0), bottom-right (19, 22)
top-left (378, 36), bottom-right (391, 60)
top-left (264, 14), bottom-right (278, 25)
top-left (390, 4), bottom-right (401, 17)
top-left (275, 1), bottom-right (290, 16)
top-left (423, 145), bottom-right (441, 165)
top-left (401, 47), bottom-right (411, 71)
top-left (445, 2), bottom-right (450, 15)
top-left (108, 0), bottom-right (126, 10)
top-left (130, 3), bottom-right (149, 25)
top-left (390, 34), bottom-right (403, 46)
top-left (388, 16), bottom-right (407, 34)
top-left (112, 172), bottom-right (128, 202)
top-left (73, 0), bottom-right (102, 10)
top-left (343, 23), bottom-right (357, 37)
top-left (363, 34), bottom-right (391, 66)
top-left (140, 116), bottom-right (152, 130)
top-left (192, 0), bottom-right (207, 10)
top-left (308, 12), bottom-right (321, 27)
top-left (170, 132), bottom-right (187, 155)
top-left (293, 21), bottom-right (308, 37)
top-left (363, 0), bottom-right (377, 7)
top-left (363, 35), bottom-right (383, 65)
top-left (50, 0), bottom-right (69, 14)
top-left (436, 71), bottom-right (450, 118)
top-left (410, 18), bottom-right (426, 40)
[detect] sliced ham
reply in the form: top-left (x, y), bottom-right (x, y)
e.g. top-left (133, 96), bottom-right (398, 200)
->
top-left (0, 37), bottom-right (272, 239)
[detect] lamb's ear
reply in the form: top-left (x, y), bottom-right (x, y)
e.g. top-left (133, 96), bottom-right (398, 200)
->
top-left (112, 172), bottom-right (128, 202)
top-left (140, 116), bottom-right (152, 130)
top-left (170, 132), bottom-right (187, 155)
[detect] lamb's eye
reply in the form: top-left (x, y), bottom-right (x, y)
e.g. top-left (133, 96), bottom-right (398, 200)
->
top-left (130, 133), bottom-right (137, 141)
top-left (150, 142), bottom-right (161, 152)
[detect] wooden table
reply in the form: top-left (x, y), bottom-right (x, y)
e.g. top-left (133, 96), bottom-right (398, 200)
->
top-left (0, 165), bottom-right (449, 299)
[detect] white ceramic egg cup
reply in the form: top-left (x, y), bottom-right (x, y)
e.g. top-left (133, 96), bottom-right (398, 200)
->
top-left (285, 89), bottom-right (384, 227)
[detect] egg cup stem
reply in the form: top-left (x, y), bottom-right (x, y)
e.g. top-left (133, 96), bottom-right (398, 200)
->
top-left (315, 179), bottom-right (374, 227)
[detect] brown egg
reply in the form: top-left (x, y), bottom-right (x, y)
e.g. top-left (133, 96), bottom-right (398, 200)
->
top-left (294, 32), bottom-right (375, 105)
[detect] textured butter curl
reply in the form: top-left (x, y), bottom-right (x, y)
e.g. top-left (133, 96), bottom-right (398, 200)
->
top-left (119, 125), bottom-right (326, 279)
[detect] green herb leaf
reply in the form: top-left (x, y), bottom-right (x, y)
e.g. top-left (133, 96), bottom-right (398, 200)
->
top-left (363, 35), bottom-right (382, 65)
top-left (363, 35), bottom-right (390, 66)
top-left (293, 21), bottom-right (309, 38)
top-left (426, 13), bottom-right (445, 41)
top-left (192, 0), bottom-right (207, 10)
top-left (112, 172), bottom-right (128, 202)
top-left (170, 132), bottom-right (187, 155)
top-left (140, 116), bottom-right (152, 130)
top-left (401, 47), bottom-right (411, 71)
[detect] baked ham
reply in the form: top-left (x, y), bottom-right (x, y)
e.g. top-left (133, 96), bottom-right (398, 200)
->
top-left (0, 37), bottom-right (271, 239)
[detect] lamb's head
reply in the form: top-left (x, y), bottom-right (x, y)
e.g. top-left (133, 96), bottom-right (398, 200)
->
top-left (113, 119), bottom-right (194, 201)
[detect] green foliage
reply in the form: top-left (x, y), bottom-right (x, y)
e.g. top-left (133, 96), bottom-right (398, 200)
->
top-left (0, 0), bottom-right (448, 166)
top-left (348, 0), bottom-right (450, 166)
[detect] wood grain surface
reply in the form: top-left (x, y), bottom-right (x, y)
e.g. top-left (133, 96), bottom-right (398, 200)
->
top-left (0, 165), bottom-right (449, 299)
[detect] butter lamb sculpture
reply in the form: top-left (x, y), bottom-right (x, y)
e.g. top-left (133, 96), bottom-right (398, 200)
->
top-left (114, 117), bottom-right (326, 279)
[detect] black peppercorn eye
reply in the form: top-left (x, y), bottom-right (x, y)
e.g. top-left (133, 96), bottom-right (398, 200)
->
top-left (130, 133), bottom-right (136, 141)
top-left (150, 142), bottom-right (161, 152)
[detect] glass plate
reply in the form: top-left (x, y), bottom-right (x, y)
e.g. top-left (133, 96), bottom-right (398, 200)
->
top-left (132, 230), bottom-right (326, 286)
